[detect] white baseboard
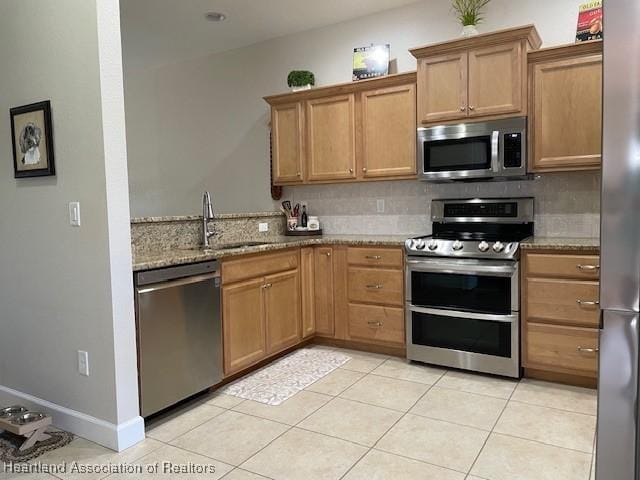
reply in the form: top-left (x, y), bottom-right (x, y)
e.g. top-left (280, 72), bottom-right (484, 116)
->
top-left (0, 384), bottom-right (145, 452)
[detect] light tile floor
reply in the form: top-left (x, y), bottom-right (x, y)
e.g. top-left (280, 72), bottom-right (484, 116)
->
top-left (1, 346), bottom-right (598, 480)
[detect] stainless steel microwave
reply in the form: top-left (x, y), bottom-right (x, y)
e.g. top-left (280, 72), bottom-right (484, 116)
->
top-left (417, 117), bottom-right (527, 182)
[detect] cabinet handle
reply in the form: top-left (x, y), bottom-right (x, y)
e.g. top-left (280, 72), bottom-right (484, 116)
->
top-left (325, 251), bottom-right (331, 257)
top-left (460, 106), bottom-right (466, 111)
top-left (366, 284), bottom-right (384, 290)
top-left (577, 346), bottom-right (599, 354)
top-left (262, 283), bottom-right (272, 289)
top-left (577, 300), bottom-right (600, 307)
top-left (577, 264), bottom-right (600, 272)
top-left (296, 171), bottom-right (301, 177)
top-left (365, 255), bottom-right (382, 260)
top-left (468, 105), bottom-right (475, 111)
top-left (349, 168), bottom-right (354, 173)
top-left (368, 321), bottom-right (383, 327)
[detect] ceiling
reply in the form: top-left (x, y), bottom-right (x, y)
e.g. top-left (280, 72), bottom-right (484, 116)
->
top-left (120, 0), bottom-right (422, 70)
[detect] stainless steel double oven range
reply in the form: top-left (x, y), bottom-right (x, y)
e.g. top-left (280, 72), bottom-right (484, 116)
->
top-left (405, 198), bottom-right (534, 378)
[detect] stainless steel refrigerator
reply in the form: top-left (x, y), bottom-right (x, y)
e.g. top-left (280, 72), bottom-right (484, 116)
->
top-left (596, 0), bottom-right (640, 478)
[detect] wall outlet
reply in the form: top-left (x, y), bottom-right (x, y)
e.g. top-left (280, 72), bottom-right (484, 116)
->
top-left (376, 199), bottom-right (385, 213)
top-left (78, 350), bottom-right (89, 376)
top-left (69, 202), bottom-right (81, 227)
top-left (259, 222), bottom-right (269, 232)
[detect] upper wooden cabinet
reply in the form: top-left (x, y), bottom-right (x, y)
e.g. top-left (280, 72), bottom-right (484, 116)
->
top-left (410, 25), bottom-right (541, 126)
top-left (306, 94), bottom-right (357, 181)
top-left (528, 41), bottom-right (603, 173)
top-left (361, 83), bottom-right (417, 178)
top-left (264, 72), bottom-right (417, 185)
top-left (271, 102), bottom-right (304, 183)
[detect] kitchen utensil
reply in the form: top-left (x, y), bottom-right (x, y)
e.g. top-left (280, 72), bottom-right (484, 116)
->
top-left (293, 203), bottom-right (300, 218)
top-left (282, 201), bottom-right (293, 216)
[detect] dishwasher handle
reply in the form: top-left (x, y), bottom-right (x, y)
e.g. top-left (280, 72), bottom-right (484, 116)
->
top-left (137, 272), bottom-right (219, 295)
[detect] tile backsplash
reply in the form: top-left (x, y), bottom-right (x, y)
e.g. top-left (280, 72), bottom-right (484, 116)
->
top-left (285, 172), bottom-right (600, 238)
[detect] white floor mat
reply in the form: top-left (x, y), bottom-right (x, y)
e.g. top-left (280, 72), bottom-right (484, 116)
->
top-left (220, 348), bottom-right (351, 405)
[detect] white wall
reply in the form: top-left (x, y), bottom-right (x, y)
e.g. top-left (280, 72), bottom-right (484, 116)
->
top-left (124, 0), bottom-right (588, 218)
top-left (0, 0), bottom-right (143, 450)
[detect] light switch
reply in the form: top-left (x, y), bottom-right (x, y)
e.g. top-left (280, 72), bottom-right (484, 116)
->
top-left (69, 202), bottom-right (81, 227)
top-left (78, 350), bottom-right (89, 376)
top-left (259, 223), bottom-right (269, 232)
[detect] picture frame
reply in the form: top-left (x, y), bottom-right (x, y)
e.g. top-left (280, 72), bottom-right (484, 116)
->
top-left (352, 44), bottom-right (390, 81)
top-left (10, 100), bottom-right (55, 178)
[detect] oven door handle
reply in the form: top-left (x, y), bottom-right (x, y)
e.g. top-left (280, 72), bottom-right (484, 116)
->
top-left (406, 259), bottom-right (516, 277)
top-left (409, 306), bottom-right (517, 323)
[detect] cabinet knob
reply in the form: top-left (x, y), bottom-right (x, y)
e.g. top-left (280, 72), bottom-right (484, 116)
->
top-left (349, 168), bottom-right (354, 173)
top-left (296, 172), bottom-right (301, 177)
top-left (362, 167), bottom-right (367, 173)
top-left (326, 252), bottom-right (331, 257)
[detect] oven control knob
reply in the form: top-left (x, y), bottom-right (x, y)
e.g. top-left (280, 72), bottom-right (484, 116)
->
top-left (493, 241), bottom-right (505, 253)
top-left (427, 240), bottom-right (438, 251)
top-left (478, 241), bottom-right (490, 252)
top-left (414, 239), bottom-right (426, 250)
top-left (452, 240), bottom-right (464, 251)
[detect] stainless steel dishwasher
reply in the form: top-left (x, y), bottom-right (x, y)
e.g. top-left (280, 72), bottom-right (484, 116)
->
top-left (135, 261), bottom-right (222, 417)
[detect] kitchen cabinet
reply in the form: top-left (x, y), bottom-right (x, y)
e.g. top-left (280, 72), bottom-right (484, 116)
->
top-left (265, 270), bottom-right (301, 354)
top-left (222, 277), bottom-right (267, 375)
top-left (264, 72), bottom-right (417, 185)
top-left (306, 94), bottom-right (357, 181)
top-left (528, 41), bottom-right (603, 172)
top-left (314, 247), bottom-right (335, 337)
top-left (300, 247), bottom-right (316, 338)
top-left (222, 249), bottom-right (301, 376)
top-left (410, 25), bottom-right (541, 126)
top-left (345, 247), bottom-right (405, 347)
top-left (360, 83), bottom-right (417, 178)
top-left (522, 249), bottom-right (600, 387)
top-left (271, 102), bottom-right (304, 183)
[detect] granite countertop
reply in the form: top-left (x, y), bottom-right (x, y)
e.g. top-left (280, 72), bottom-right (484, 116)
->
top-left (520, 237), bottom-right (600, 251)
top-left (133, 235), bottom-right (408, 271)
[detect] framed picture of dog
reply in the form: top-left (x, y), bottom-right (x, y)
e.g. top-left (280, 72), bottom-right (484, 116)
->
top-left (10, 101), bottom-right (55, 178)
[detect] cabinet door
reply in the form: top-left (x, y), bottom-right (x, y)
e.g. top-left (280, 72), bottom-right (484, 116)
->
top-left (530, 55), bottom-right (602, 172)
top-left (271, 102), bottom-right (304, 184)
top-left (361, 84), bottom-right (417, 178)
top-left (417, 52), bottom-right (468, 124)
top-left (306, 94), bottom-right (357, 181)
top-left (300, 247), bottom-right (316, 338)
top-left (468, 42), bottom-right (523, 118)
top-left (265, 270), bottom-right (301, 354)
top-left (314, 247), bottom-right (335, 336)
top-left (222, 278), bottom-right (266, 375)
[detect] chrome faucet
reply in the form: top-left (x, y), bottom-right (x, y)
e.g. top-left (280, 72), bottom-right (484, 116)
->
top-left (202, 191), bottom-right (215, 248)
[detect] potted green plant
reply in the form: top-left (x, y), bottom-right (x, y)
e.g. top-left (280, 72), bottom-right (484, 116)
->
top-left (452, 0), bottom-right (491, 37)
top-left (287, 70), bottom-right (315, 92)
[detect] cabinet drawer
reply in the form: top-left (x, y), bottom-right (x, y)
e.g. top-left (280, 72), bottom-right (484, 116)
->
top-left (526, 323), bottom-right (598, 376)
top-left (222, 250), bottom-right (298, 284)
top-left (525, 253), bottom-right (600, 280)
top-left (526, 278), bottom-right (600, 327)
top-left (348, 303), bottom-right (405, 345)
top-left (347, 247), bottom-right (403, 269)
top-left (348, 267), bottom-right (403, 306)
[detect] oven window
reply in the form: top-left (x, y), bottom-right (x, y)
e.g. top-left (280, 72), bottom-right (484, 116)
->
top-left (411, 310), bottom-right (512, 358)
top-left (424, 136), bottom-right (492, 172)
top-left (411, 271), bottom-right (511, 314)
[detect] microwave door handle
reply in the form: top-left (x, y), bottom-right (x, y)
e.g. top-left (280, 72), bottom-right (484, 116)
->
top-left (491, 130), bottom-right (500, 172)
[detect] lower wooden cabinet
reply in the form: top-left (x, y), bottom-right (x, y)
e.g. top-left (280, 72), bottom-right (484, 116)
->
top-left (222, 250), bottom-right (302, 376)
top-left (265, 270), bottom-right (301, 354)
top-left (347, 303), bottom-right (405, 346)
top-left (522, 249), bottom-right (600, 386)
top-left (314, 247), bottom-right (335, 337)
top-left (222, 277), bottom-right (267, 375)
